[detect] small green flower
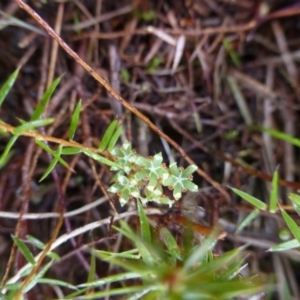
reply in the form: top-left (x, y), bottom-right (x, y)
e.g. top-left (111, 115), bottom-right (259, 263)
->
top-left (108, 173), bottom-right (141, 206)
top-left (163, 163), bottom-right (198, 200)
top-left (108, 141), bottom-right (199, 206)
top-left (110, 141), bottom-right (136, 174)
top-left (134, 153), bottom-right (169, 191)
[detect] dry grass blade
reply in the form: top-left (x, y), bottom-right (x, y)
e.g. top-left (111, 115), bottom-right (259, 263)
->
top-left (227, 75), bottom-right (253, 126)
top-left (230, 69), bottom-right (278, 99)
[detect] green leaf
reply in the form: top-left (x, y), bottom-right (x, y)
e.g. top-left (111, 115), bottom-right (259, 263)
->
top-left (223, 38), bottom-right (240, 67)
top-left (289, 193), bottom-right (300, 206)
top-left (2, 282), bottom-right (22, 291)
top-left (71, 285), bottom-right (147, 299)
top-left (110, 141), bottom-right (135, 173)
top-left (39, 144), bottom-right (63, 181)
top-left (94, 249), bottom-right (140, 260)
top-left (257, 127), bottom-right (300, 148)
top-left (0, 149), bottom-right (14, 170)
top-left (87, 247), bottom-right (96, 284)
top-left (160, 228), bottom-right (181, 261)
top-left (78, 272), bottom-right (141, 288)
top-left (26, 235), bottom-right (45, 249)
top-left (269, 169), bottom-right (279, 213)
top-left (0, 135), bottom-right (18, 166)
top-left (24, 260), bottom-right (53, 293)
top-left (24, 235), bottom-right (60, 260)
top-left (288, 194), bottom-right (300, 216)
top-left (61, 147), bottom-right (82, 155)
top-left (13, 118), bottom-right (54, 135)
top-left (120, 69), bottom-right (130, 82)
top-left (19, 265), bottom-right (34, 277)
top-left (280, 208), bottom-right (300, 244)
top-left (69, 100), bottom-right (81, 140)
top-left (230, 187), bottom-right (267, 210)
top-left (182, 165), bottom-right (198, 177)
top-left (35, 140), bottom-right (69, 169)
top-left (184, 229), bottom-right (218, 271)
top-left (31, 76), bottom-right (61, 121)
top-left (46, 251), bottom-right (61, 261)
top-left (113, 222), bottom-right (157, 266)
top-left (218, 259), bottom-right (245, 280)
top-left (98, 119), bottom-right (118, 151)
top-left (65, 287), bottom-right (88, 299)
top-left (12, 235), bottom-right (35, 265)
top-left (279, 227), bottom-right (292, 241)
top-left (108, 124), bottom-right (123, 151)
top-left (189, 247), bottom-right (241, 278)
top-left (37, 278), bottom-right (77, 290)
top-left (193, 112), bottom-right (202, 133)
top-left (137, 201), bottom-right (151, 243)
top-left (236, 208), bottom-right (260, 233)
top-left (83, 149), bottom-right (122, 169)
top-left (163, 162), bottom-right (198, 200)
top-left (269, 239), bottom-right (300, 252)
top-left (0, 69), bottom-right (19, 107)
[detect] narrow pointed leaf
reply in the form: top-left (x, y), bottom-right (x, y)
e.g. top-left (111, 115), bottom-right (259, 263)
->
top-left (281, 208), bottom-right (300, 243)
top-left (20, 235), bottom-right (60, 259)
top-left (269, 239), bottom-right (300, 252)
top-left (0, 69), bottom-right (19, 107)
top-left (258, 127), bottom-right (300, 147)
top-left (24, 261), bottom-right (53, 293)
top-left (288, 194), bottom-right (300, 216)
top-left (26, 235), bottom-right (45, 249)
top-left (83, 149), bottom-right (121, 169)
top-left (37, 278), bottom-right (77, 290)
top-left (78, 272), bottom-right (141, 288)
top-left (31, 76), bottom-right (61, 121)
top-left (223, 38), bottom-right (241, 66)
top-left (46, 252), bottom-right (60, 261)
top-left (0, 135), bottom-right (18, 166)
top-left (2, 282), bottom-right (21, 291)
top-left (12, 236), bottom-right (35, 265)
top-left (71, 286), bottom-right (147, 299)
top-left (230, 187), bottom-right (267, 210)
top-left (94, 249), bottom-right (139, 260)
top-left (0, 149), bottom-right (14, 169)
top-left (39, 145), bottom-right (63, 181)
top-left (184, 229), bottom-right (218, 270)
top-left (113, 222), bottom-right (156, 266)
top-left (137, 201), bottom-right (151, 243)
top-left (35, 140), bottom-right (70, 169)
top-left (61, 147), bottom-right (82, 155)
top-left (289, 193), bottom-right (300, 206)
top-left (218, 259), bottom-right (245, 280)
top-left (17, 243), bottom-right (60, 261)
top-left (98, 119), bottom-right (118, 151)
top-left (65, 287), bottom-right (88, 299)
top-left (69, 100), bottom-right (81, 140)
top-left (269, 169), bottom-right (279, 213)
top-left (160, 228), bottom-right (181, 261)
top-left (236, 208), bottom-right (260, 233)
top-left (13, 118), bottom-right (54, 135)
top-left (108, 125), bottom-right (123, 151)
top-left (87, 248), bottom-right (96, 284)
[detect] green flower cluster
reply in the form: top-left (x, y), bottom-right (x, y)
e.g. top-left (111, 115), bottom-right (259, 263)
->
top-left (108, 141), bottom-right (198, 206)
